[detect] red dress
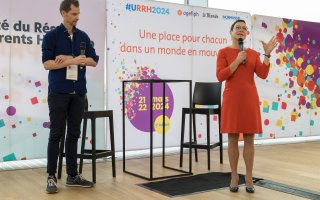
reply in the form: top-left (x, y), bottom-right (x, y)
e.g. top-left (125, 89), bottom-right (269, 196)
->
top-left (216, 47), bottom-right (270, 134)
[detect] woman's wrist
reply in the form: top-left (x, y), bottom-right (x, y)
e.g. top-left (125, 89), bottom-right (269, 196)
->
top-left (263, 53), bottom-right (271, 58)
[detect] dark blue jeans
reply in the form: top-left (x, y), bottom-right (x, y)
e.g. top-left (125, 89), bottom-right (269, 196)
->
top-left (47, 92), bottom-right (85, 176)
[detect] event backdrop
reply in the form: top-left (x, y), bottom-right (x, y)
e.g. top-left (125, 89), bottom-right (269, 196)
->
top-left (1, 0), bottom-right (319, 163)
top-left (0, 0), bottom-right (106, 162)
top-left (252, 15), bottom-right (320, 138)
top-left (107, 0), bottom-right (250, 150)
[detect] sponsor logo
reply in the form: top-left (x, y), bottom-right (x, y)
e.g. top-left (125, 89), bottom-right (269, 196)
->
top-left (177, 10), bottom-right (199, 17)
top-left (222, 15), bottom-right (240, 20)
top-left (125, 3), bottom-right (170, 15)
top-left (202, 12), bottom-right (218, 19)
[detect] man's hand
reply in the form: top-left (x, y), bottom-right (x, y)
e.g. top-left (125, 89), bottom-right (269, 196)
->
top-left (54, 55), bottom-right (73, 64)
top-left (72, 55), bottom-right (87, 65)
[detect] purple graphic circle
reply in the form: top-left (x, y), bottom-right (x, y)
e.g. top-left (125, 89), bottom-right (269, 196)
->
top-left (127, 82), bottom-right (174, 132)
top-left (317, 98), bottom-right (320, 107)
top-left (43, 122), bottom-right (51, 129)
top-left (6, 106), bottom-right (16, 116)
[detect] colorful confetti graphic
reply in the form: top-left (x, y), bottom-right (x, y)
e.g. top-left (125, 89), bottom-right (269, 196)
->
top-left (116, 60), bottom-right (174, 133)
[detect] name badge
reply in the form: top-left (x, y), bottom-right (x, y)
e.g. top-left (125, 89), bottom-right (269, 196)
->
top-left (66, 65), bottom-right (78, 80)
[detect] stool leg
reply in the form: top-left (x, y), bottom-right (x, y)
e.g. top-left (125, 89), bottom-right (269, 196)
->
top-left (179, 110), bottom-right (186, 167)
top-left (193, 113), bottom-right (198, 162)
top-left (57, 129), bottom-right (66, 179)
top-left (79, 117), bottom-right (88, 174)
top-left (207, 114), bottom-right (211, 170)
top-left (109, 113), bottom-right (116, 177)
top-left (91, 118), bottom-right (97, 183)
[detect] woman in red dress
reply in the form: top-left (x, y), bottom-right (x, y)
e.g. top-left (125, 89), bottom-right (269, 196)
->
top-left (216, 19), bottom-right (277, 193)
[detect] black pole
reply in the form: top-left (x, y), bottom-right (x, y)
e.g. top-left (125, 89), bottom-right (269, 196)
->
top-left (122, 81), bottom-right (126, 172)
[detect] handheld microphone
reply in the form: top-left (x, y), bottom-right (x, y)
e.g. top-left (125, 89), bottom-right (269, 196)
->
top-left (80, 42), bottom-right (86, 55)
top-left (80, 42), bottom-right (86, 69)
top-left (238, 38), bottom-right (246, 65)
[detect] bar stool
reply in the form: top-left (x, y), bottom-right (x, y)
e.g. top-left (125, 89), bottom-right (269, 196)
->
top-left (180, 82), bottom-right (223, 170)
top-left (57, 97), bottom-right (116, 183)
top-left (78, 108), bottom-right (116, 183)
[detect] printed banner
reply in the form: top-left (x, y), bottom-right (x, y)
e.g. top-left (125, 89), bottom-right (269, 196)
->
top-left (0, 0), bottom-right (106, 161)
top-left (107, 0), bottom-right (250, 150)
top-left (252, 15), bottom-right (320, 138)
